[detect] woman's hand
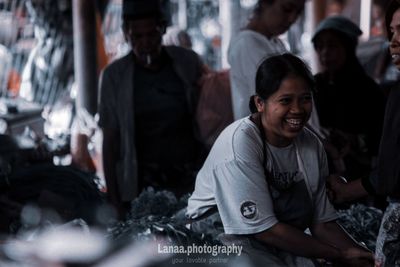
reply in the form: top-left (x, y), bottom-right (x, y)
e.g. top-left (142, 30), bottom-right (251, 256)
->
top-left (326, 175), bottom-right (368, 204)
top-left (326, 174), bottom-right (349, 204)
top-left (335, 247), bottom-right (374, 267)
top-left (311, 221), bottom-right (374, 266)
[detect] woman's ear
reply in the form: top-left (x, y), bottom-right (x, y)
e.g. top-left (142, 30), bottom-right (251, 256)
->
top-left (158, 22), bottom-right (167, 34)
top-left (123, 27), bottom-right (130, 43)
top-left (254, 95), bottom-right (265, 112)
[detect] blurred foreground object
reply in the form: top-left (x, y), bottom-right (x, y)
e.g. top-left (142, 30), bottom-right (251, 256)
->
top-left (0, 97), bottom-right (44, 137)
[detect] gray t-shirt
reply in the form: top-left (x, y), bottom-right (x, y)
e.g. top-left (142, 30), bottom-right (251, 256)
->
top-left (186, 118), bottom-right (337, 235)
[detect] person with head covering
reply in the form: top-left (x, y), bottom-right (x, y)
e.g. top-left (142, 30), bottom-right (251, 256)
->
top-left (187, 54), bottom-right (373, 266)
top-left (312, 16), bottom-right (385, 183)
top-left (98, 0), bottom-right (205, 218)
top-left (228, 0), bottom-right (306, 120)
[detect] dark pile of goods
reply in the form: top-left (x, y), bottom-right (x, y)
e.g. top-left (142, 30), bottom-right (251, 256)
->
top-left (337, 204), bottom-right (383, 251)
top-left (0, 163), bottom-right (105, 233)
top-left (108, 188), bottom-right (218, 246)
top-left (0, 134), bottom-right (105, 233)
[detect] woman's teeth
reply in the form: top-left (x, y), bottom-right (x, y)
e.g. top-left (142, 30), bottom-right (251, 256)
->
top-left (392, 54), bottom-right (400, 62)
top-left (286, 119), bottom-right (301, 124)
top-left (285, 118), bottom-right (302, 128)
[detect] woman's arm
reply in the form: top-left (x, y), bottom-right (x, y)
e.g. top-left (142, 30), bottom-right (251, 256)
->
top-left (255, 222), bottom-right (340, 260)
top-left (254, 221), bottom-right (374, 265)
top-left (310, 220), bottom-right (365, 251)
top-left (311, 220), bottom-right (374, 265)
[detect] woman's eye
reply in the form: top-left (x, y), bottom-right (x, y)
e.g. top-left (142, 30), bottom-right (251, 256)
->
top-left (282, 5), bottom-right (294, 13)
top-left (282, 4), bottom-right (302, 16)
top-left (299, 96), bottom-right (312, 105)
top-left (279, 98), bottom-right (291, 105)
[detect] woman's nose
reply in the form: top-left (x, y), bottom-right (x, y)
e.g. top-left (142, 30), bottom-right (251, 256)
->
top-left (391, 31), bottom-right (400, 47)
top-left (290, 101), bottom-right (303, 113)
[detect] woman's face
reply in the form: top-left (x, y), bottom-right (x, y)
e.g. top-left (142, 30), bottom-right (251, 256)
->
top-left (314, 30), bottom-right (347, 74)
top-left (256, 75), bottom-right (312, 147)
top-left (259, 0), bottom-right (305, 37)
top-left (389, 8), bottom-right (400, 69)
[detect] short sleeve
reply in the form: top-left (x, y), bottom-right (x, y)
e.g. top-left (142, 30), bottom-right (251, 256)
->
top-left (213, 159), bottom-right (278, 235)
top-left (98, 68), bottom-right (118, 129)
top-left (312, 143), bottom-right (338, 223)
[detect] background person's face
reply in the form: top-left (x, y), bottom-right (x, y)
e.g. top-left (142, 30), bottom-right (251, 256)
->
top-left (260, 0), bottom-right (305, 37)
top-left (125, 18), bottom-right (163, 66)
top-left (389, 8), bottom-right (400, 69)
top-left (257, 75), bottom-right (312, 147)
top-left (314, 30), bottom-right (347, 74)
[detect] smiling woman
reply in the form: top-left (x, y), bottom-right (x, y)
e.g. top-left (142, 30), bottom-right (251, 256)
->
top-left (373, 1), bottom-right (400, 265)
top-left (388, 5), bottom-right (400, 67)
top-left (186, 54), bottom-right (374, 266)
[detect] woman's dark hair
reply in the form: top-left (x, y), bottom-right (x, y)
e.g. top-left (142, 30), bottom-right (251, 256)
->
top-left (385, 0), bottom-right (400, 41)
top-left (253, 0), bottom-right (275, 16)
top-left (249, 53), bottom-right (315, 113)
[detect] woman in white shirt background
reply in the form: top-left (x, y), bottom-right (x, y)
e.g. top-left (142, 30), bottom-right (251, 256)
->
top-left (228, 0), bottom-right (305, 120)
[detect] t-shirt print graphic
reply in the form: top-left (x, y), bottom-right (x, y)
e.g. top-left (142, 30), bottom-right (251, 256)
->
top-left (240, 201), bottom-right (257, 219)
top-left (270, 170), bottom-right (299, 191)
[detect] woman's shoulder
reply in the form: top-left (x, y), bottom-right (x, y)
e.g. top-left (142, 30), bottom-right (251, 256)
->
top-left (228, 31), bottom-right (259, 55)
top-left (211, 118), bottom-right (263, 162)
top-left (296, 127), bottom-right (323, 148)
top-left (216, 118), bottom-right (260, 146)
top-left (231, 30), bottom-right (281, 46)
top-left (233, 30), bottom-right (261, 40)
